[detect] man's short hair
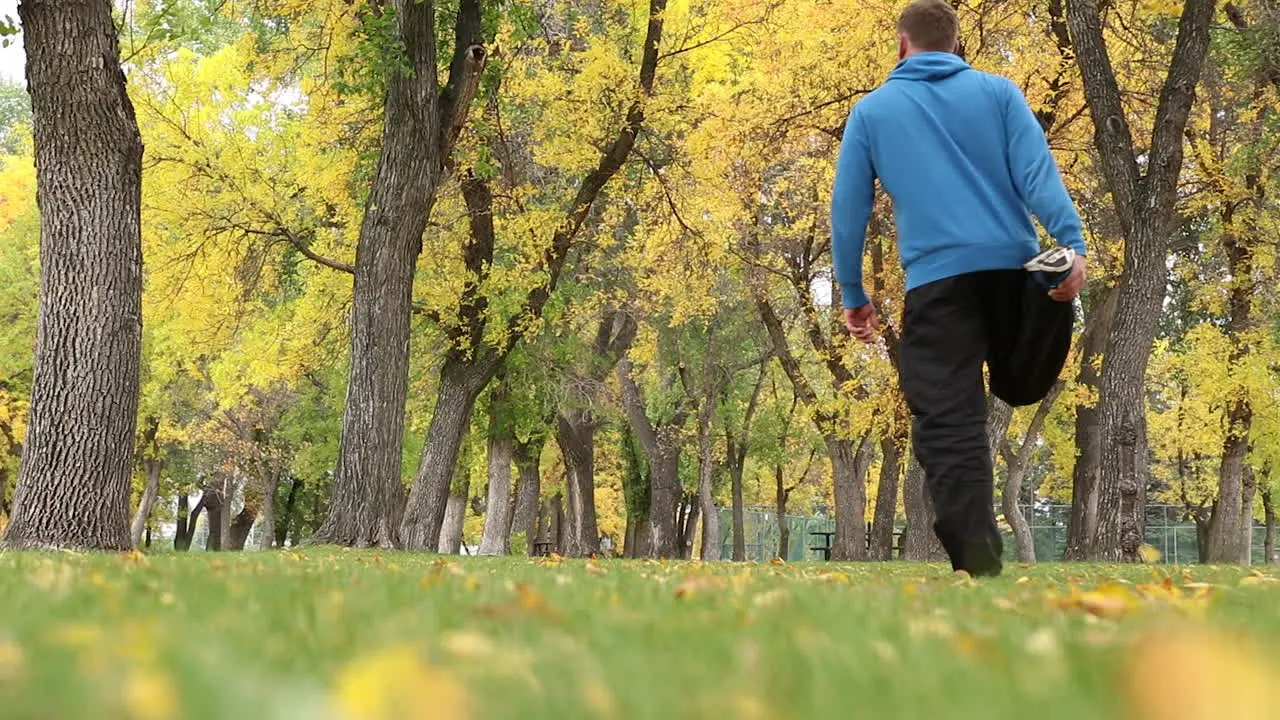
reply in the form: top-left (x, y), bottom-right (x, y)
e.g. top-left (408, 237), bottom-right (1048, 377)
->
top-left (897, 0), bottom-right (960, 52)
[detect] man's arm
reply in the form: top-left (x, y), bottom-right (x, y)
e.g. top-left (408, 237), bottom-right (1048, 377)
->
top-left (830, 106), bottom-right (876, 309)
top-left (1001, 78), bottom-right (1087, 257)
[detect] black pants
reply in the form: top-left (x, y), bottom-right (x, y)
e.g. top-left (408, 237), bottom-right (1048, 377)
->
top-left (898, 270), bottom-right (1073, 576)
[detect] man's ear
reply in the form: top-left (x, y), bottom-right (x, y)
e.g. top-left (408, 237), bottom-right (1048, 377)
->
top-left (897, 34), bottom-right (909, 60)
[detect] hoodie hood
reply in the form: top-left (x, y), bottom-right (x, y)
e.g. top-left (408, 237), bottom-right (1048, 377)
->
top-left (887, 51), bottom-right (971, 82)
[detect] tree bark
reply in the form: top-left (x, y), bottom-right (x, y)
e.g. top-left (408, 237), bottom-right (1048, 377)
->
top-left (317, 0), bottom-right (485, 548)
top-left (1064, 288), bottom-right (1118, 559)
top-left (1069, 0), bottom-right (1217, 561)
top-left (479, 381), bottom-right (516, 555)
top-left (1206, 230), bottom-right (1256, 564)
top-left (204, 486), bottom-right (224, 552)
top-left (696, 395), bottom-right (720, 561)
top-left (726, 364), bottom-right (766, 561)
top-left (827, 433), bottom-right (872, 561)
top-left (1263, 486), bottom-right (1276, 564)
top-left (509, 434), bottom-right (544, 551)
top-left (680, 495), bottom-right (700, 559)
top-left (618, 357), bottom-right (688, 558)
top-left (276, 476), bottom-right (302, 548)
top-left (174, 492), bottom-right (193, 552)
top-left (438, 480), bottom-right (470, 554)
top-left (2, 0), bottom-right (143, 552)
top-left (256, 464), bottom-right (279, 551)
top-left (999, 383), bottom-right (1065, 563)
top-left (775, 465), bottom-right (792, 560)
top-left (730, 454), bottom-right (747, 561)
top-left (218, 478), bottom-right (234, 551)
top-left (130, 419), bottom-right (163, 550)
top-left (902, 453), bottom-right (947, 561)
top-left (870, 435), bottom-right (903, 561)
top-left (557, 413), bottom-right (600, 557)
top-left (229, 502), bottom-right (258, 551)
top-left (400, 357), bottom-right (494, 551)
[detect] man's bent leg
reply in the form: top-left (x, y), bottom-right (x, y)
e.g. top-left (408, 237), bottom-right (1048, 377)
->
top-left (987, 270), bottom-right (1074, 408)
top-left (900, 276), bottom-right (1004, 576)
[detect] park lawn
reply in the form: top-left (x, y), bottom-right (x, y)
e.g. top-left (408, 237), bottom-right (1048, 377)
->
top-left (0, 552), bottom-right (1277, 720)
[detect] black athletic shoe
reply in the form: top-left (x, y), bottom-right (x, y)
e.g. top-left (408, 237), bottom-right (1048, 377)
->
top-left (1024, 246), bottom-right (1075, 289)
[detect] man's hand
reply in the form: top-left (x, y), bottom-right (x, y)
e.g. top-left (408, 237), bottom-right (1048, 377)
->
top-left (843, 303), bottom-right (880, 344)
top-left (1049, 255), bottom-right (1087, 302)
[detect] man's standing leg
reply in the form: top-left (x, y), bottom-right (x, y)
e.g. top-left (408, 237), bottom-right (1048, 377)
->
top-left (899, 274), bottom-right (1003, 576)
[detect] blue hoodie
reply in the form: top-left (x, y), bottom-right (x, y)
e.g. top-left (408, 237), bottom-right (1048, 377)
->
top-left (830, 52), bottom-right (1086, 309)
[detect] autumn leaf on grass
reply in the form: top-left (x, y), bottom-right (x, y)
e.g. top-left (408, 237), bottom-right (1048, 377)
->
top-left (674, 576), bottom-right (724, 599)
top-left (1238, 570), bottom-right (1278, 586)
top-left (1123, 624), bottom-right (1280, 720)
top-left (124, 668), bottom-right (180, 720)
top-left (584, 560), bottom-right (607, 576)
top-left (333, 645), bottom-right (467, 720)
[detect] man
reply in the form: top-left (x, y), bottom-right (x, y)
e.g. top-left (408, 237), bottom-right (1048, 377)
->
top-left (830, 0), bottom-right (1087, 577)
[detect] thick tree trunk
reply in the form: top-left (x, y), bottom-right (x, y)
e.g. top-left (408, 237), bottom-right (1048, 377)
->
top-left (400, 357), bottom-right (495, 550)
top-left (775, 466), bottom-right (791, 560)
top-left (131, 454), bottom-right (162, 550)
top-left (1241, 465), bottom-right (1257, 565)
top-left (174, 492), bottom-right (193, 552)
top-left (1206, 229), bottom-right (1255, 564)
top-left (318, 0), bottom-right (484, 549)
top-left (870, 436), bottom-right (903, 561)
top-left (205, 487), bottom-right (224, 552)
top-left (696, 405), bottom-right (720, 561)
top-left (827, 434), bottom-right (872, 561)
top-left (902, 453), bottom-right (947, 561)
top-left (256, 466), bottom-right (279, 551)
top-left (2, 0), bottom-right (143, 552)
top-left (1064, 289), bottom-right (1117, 559)
top-left (729, 444), bottom-right (747, 561)
top-left (218, 478), bottom-right (234, 551)
top-left (438, 481), bottom-right (470, 554)
top-left (680, 495), bottom-right (700, 559)
top-left (647, 445), bottom-right (682, 558)
top-left (510, 435), bottom-right (544, 552)
top-left (479, 383), bottom-right (516, 556)
top-left (276, 476), bottom-right (302, 548)
top-left (550, 492), bottom-right (565, 555)
top-left (1263, 487), bottom-right (1276, 564)
top-left (557, 413), bottom-right (600, 557)
top-left (1069, 0), bottom-right (1216, 561)
top-left (229, 503), bottom-right (258, 551)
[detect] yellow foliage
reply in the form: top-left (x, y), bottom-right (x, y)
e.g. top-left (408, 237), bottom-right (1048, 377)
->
top-left (332, 645), bottom-right (468, 720)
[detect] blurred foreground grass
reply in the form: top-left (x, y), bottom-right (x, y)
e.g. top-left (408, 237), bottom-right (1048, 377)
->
top-left (0, 550), bottom-right (1278, 719)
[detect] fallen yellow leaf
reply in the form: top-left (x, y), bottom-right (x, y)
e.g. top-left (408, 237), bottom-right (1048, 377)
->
top-left (333, 645), bottom-right (467, 720)
top-left (123, 668), bottom-right (179, 720)
top-left (1123, 625), bottom-right (1280, 720)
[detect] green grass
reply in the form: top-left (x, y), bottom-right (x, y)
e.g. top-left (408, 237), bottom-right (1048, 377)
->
top-left (0, 551), bottom-right (1277, 720)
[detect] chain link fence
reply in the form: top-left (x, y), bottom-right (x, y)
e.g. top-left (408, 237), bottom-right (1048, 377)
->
top-left (719, 504), bottom-right (1275, 564)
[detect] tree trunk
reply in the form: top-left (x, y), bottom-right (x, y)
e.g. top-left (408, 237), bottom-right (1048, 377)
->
top-left (1, 0), bottom-right (143, 552)
top-left (229, 503), bottom-right (258, 551)
top-left (870, 436), bottom-right (903, 561)
top-left (438, 481), bottom-right (470, 555)
top-left (729, 443), bottom-right (747, 561)
top-left (680, 495), bottom-right (700, 559)
top-left (997, 384), bottom-right (1065, 564)
top-left (256, 466), bottom-right (279, 552)
top-left (775, 466), bottom-right (791, 560)
top-left (1064, 288), bottom-right (1117, 559)
top-left (827, 434), bottom-right (872, 561)
top-left (174, 492), bottom-right (192, 552)
top-left (1263, 487), bottom-right (1275, 564)
top-left (510, 435), bottom-right (544, 552)
top-left (696, 403), bottom-right (720, 561)
top-left (902, 453), bottom-right (947, 561)
top-left (131, 453), bottom-right (163, 550)
top-left (1241, 465), bottom-right (1257, 565)
top-left (400, 357), bottom-right (495, 550)
top-left (479, 383), bottom-right (516, 556)
top-left (1069, 0), bottom-right (1217, 561)
top-left (550, 492), bottom-right (565, 555)
top-left (205, 487), bottom-right (224, 552)
top-left (1206, 228), bottom-right (1255, 564)
top-left (218, 478), bottom-right (234, 551)
top-left (317, 0), bottom-right (484, 549)
top-left (276, 476), bottom-right (302, 548)
top-left (557, 413), bottom-right (600, 557)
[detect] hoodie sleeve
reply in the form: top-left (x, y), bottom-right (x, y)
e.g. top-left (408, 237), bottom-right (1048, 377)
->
top-left (830, 106), bottom-right (876, 309)
top-left (1000, 78), bottom-right (1087, 257)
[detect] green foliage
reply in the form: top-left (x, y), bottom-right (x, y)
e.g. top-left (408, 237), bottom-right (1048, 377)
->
top-left (0, 82), bottom-right (30, 156)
